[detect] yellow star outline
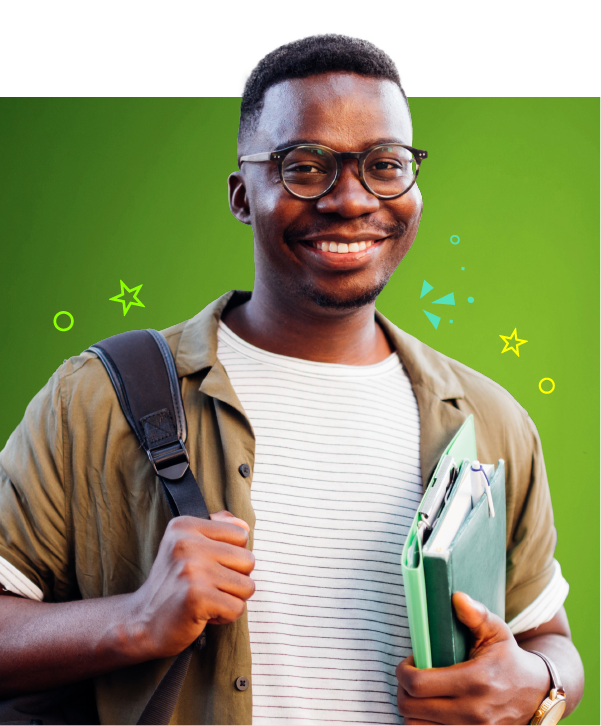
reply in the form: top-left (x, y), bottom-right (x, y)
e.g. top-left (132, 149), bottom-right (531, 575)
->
top-left (499, 328), bottom-right (528, 357)
top-left (109, 280), bottom-right (145, 316)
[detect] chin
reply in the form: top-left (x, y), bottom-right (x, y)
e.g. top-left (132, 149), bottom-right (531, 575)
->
top-left (299, 280), bottom-right (387, 310)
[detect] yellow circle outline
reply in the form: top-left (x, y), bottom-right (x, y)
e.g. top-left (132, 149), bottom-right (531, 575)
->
top-left (53, 311), bottom-right (74, 332)
top-left (538, 378), bottom-right (555, 394)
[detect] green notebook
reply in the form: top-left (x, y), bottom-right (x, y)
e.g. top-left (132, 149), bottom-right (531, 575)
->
top-left (401, 415), bottom-right (506, 669)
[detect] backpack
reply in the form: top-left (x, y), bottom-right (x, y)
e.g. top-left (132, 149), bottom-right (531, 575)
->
top-left (0, 329), bottom-right (208, 725)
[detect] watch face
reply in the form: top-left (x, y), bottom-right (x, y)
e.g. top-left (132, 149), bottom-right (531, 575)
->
top-left (539, 698), bottom-right (566, 725)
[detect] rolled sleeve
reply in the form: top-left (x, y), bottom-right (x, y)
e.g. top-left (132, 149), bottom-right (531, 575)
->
top-left (0, 369), bottom-right (70, 602)
top-left (508, 559), bottom-right (569, 633)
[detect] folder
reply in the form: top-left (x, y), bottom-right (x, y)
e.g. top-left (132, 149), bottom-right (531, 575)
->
top-left (401, 415), bottom-right (506, 668)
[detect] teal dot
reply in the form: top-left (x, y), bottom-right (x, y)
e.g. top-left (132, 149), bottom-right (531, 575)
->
top-left (468, 296), bottom-right (474, 303)
top-left (450, 320), bottom-right (453, 323)
top-left (461, 267), bottom-right (465, 270)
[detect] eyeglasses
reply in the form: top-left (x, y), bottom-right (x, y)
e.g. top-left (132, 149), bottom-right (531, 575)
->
top-left (239, 142), bottom-right (427, 201)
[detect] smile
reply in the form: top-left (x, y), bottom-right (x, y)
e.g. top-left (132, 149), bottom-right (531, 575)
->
top-left (305, 239), bottom-right (382, 254)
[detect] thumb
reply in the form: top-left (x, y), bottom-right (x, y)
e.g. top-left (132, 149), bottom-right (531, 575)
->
top-left (452, 592), bottom-right (511, 650)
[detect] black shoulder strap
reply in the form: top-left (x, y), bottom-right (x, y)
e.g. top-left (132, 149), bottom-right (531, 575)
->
top-left (89, 329), bottom-right (209, 521)
top-left (88, 329), bottom-right (208, 725)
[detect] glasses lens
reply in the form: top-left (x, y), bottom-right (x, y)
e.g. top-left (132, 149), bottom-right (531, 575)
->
top-left (281, 146), bottom-right (337, 198)
top-left (363, 145), bottom-right (417, 197)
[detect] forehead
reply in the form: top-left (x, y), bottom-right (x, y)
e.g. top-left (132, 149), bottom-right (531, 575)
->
top-left (253, 72), bottom-right (412, 151)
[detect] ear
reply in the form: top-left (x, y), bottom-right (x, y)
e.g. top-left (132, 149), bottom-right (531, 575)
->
top-left (228, 171), bottom-right (252, 225)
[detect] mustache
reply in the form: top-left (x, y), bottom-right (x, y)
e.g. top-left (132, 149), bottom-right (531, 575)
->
top-left (283, 218), bottom-right (406, 246)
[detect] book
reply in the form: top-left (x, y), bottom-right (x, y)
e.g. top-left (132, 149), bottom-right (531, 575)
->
top-left (401, 415), bottom-right (506, 668)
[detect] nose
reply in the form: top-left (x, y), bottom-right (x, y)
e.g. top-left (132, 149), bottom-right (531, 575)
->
top-left (315, 160), bottom-right (380, 218)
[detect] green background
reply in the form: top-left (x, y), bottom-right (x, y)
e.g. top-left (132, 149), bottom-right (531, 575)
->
top-left (0, 98), bottom-right (598, 723)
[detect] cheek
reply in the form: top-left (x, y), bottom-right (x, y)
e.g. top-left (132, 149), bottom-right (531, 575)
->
top-left (395, 184), bottom-right (423, 226)
top-left (248, 176), bottom-right (309, 240)
top-left (247, 165), bottom-right (283, 211)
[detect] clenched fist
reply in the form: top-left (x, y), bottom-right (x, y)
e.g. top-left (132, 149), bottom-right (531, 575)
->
top-left (128, 511), bottom-right (255, 659)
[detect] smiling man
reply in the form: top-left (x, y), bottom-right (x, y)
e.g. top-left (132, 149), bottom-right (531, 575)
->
top-left (0, 35), bottom-right (584, 725)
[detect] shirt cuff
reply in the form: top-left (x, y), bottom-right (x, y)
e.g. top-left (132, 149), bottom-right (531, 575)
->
top-left (0, 555), bottom-right (43, 601)
top-left (508, 559), bottom-right (569, 634)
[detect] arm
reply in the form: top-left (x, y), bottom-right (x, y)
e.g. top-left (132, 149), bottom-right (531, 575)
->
top-left (396, 593), bottom-right (584, 725)
top-left (515, 605), bottom-right (584, 716)
top-left (0, 511), bottom-right (255, 697)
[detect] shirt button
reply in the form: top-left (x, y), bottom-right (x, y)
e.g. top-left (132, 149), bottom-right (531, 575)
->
top-left (235, 675), bottom-right (249, 691)
top-left (238, 464), bottom-right (251, 478)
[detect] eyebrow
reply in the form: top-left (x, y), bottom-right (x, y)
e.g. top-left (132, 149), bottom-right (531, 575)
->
top-left (274, 137), bottom-right (409, 151)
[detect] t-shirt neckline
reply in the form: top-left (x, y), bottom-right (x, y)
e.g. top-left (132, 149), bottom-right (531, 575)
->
top-left (217, 320), bottom-right (401, 380)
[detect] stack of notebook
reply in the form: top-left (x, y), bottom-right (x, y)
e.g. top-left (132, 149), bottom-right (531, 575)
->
top-left (401, 415), bottom-right (506, 668)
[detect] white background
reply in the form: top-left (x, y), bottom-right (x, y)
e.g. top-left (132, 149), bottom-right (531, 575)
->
top-left (0, 0), bottom-right (599, 97)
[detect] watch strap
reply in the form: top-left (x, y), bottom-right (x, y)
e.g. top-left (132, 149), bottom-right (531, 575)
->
top-left (528, 650), bottom-right (564, 695)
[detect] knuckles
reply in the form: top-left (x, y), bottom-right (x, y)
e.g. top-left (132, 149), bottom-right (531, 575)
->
top-left (398, 665), bottom-right (426, 698)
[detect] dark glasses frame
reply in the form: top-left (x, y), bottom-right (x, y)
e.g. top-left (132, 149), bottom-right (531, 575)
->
top-left (239, 142), bottom-right (428, 200)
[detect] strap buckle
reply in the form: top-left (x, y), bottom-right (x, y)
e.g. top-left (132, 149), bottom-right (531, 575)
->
top-left (148, 439), bottom-right (190, 481)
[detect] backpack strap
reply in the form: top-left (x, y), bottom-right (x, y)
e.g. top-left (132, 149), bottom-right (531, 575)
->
top-left (88, 329), bottom-right (209, 725)
top-left (89, 329), bottom-right (209, 520)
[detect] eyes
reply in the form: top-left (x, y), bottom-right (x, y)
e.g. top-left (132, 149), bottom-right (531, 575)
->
top-left (287, 159), bottom-right (408, 175)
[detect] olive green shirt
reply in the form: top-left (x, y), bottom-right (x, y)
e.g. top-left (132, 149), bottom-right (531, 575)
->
top-left (0, 291), bottom-right (557, 725)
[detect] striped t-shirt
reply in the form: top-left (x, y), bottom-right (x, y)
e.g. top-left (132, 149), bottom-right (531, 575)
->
top-left (217, 321), bottom-right (423, 725)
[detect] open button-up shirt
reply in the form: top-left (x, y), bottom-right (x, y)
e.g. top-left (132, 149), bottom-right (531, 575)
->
top-left (0, 291), bottom-right (557, 725)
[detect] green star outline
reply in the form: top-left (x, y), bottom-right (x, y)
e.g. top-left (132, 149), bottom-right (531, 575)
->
top-left (109, 280), bottom-right (145, 316)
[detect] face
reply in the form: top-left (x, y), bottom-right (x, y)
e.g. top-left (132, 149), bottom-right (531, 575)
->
top-left (229, 72), bottom-right (423, 312)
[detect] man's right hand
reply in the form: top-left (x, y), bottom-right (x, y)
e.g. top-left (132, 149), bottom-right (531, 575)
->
top-left (129, 510), bottom-right (255, 659)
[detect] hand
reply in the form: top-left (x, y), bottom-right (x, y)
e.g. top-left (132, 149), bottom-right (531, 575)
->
top-left (396, 592), bottom-right (551, 725)
top-left (127, 510), bottom-right (255, 659)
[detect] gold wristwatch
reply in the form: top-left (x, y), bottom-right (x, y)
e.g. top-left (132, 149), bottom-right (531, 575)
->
top-left (529, 650), bottom-right (567, 725)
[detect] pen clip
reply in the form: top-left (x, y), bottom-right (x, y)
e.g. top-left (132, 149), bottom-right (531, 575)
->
top-left (471, 461), bottom-right (495, 517)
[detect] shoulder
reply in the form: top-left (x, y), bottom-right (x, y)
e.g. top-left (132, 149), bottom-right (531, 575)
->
top-left (380, 315), bottom-right (537, 461)
top-left (160, 319), bottom-right (189, 359)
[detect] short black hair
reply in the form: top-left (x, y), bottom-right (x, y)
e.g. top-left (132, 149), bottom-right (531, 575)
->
top-left (239, 34), bottom-right (408, 142)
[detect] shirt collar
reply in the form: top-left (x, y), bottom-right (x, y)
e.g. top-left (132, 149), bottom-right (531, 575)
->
top-left (174, 289), bottom-right (464, 402)
top-left (174, 290), bottom-right (466, 487)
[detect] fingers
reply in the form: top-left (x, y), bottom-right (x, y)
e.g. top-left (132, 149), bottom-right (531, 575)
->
top-left (170, 515), bottom-right (250, 548)
top-left (169, 531), bottom-right (255, 576)
top-left (214, 562), bottom-right (256, 601)
top-left (210, 510), bottom-right (251, 533)
top-left (452, 592), bottom-right (511, 648)
top-left (201, 587), bottom-right (249, 625)
top-left (397, 687), bottom-right (457, 725)
top-left (396, 655), bottom-right (479, 699)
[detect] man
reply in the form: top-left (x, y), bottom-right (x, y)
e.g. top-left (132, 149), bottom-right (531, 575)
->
top-left (0, 35), bottom-right (584, 725)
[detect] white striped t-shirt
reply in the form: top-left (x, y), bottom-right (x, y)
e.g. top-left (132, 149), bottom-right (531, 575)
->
top-left (217, 321), bottom-right (423, 726)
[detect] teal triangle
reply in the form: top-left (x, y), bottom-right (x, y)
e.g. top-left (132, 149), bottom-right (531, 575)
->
top-left (420, 280), bottom-right (434, 299)
top-left (432, 292), bottom-right (455, 305)
top-left (423, 309), bottom-right (441, 329)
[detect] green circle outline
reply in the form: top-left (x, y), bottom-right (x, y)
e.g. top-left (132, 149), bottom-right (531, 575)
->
top-left (53, 311), bottom-right (74, 332)
top-left (538, 377), bottom-right (555, 394)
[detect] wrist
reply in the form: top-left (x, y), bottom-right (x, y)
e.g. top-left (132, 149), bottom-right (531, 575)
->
top-left (526, 649), bottom-right (552, 696)
top-left (104, 591), bottom-right (158, 665)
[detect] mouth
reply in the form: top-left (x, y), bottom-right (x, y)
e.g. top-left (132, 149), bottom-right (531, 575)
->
top-left (305, 239), bottom-right (380, 254)
top-left (294, 236), bottom-right (389, 271)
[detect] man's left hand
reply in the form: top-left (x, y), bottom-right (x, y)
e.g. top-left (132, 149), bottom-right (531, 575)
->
top-left (396, 592), bottom-right (551, 725)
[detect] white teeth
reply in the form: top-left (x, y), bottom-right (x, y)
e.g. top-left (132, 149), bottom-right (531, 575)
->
top-left (311, 240), bottom-right (378, 253)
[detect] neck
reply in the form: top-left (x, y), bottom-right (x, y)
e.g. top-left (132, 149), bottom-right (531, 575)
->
top-left (222, 282), bottom-right (394, 365)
